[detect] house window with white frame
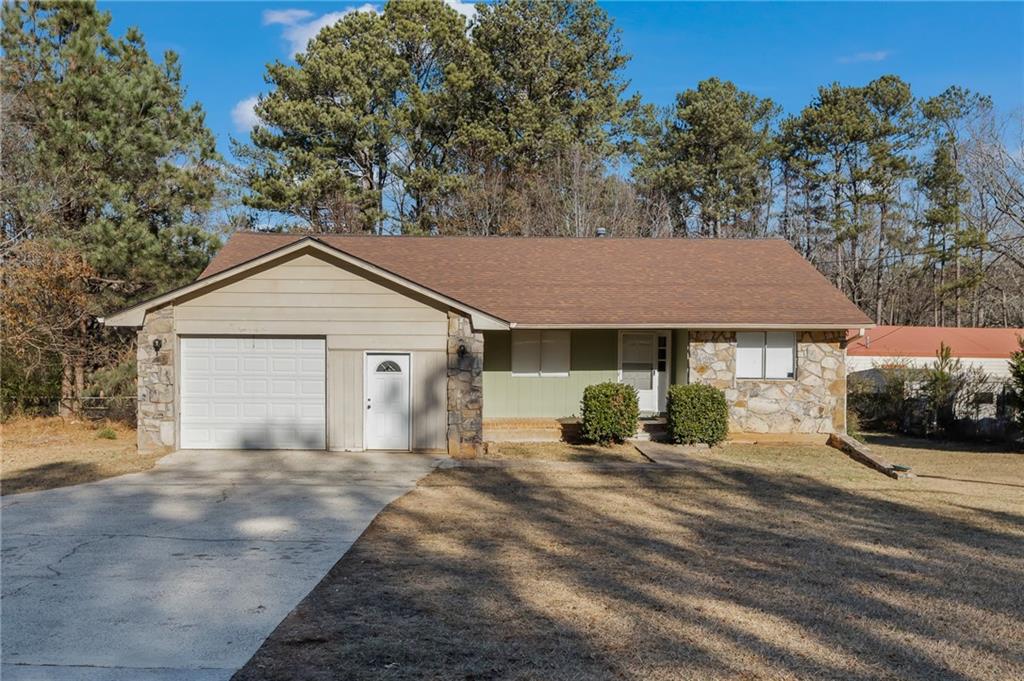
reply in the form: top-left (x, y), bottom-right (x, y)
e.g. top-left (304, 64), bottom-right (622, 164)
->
top-left (511, 330), bottom-right (570, 377)
top-left (736, 331), bottom-right (796, 379)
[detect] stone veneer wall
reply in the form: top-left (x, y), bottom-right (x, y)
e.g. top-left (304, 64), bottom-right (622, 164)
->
top-left (447, 312), bottom-right (484, 458)
top-left (688, 330), bottom-right (846, 434)
top-left (137, 306), bottom-right (176, 453)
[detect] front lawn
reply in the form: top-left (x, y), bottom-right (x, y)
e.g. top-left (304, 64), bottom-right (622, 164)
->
top-left (1, 417), bottom-right (164, 495)
top-left (234, 443), bottom-right (1024, 680)
top-left (485, 440), bottom-right (649, 463)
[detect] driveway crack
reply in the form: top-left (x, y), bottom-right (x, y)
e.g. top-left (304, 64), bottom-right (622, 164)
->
top-left (44, 536), bottom-right (109, 577)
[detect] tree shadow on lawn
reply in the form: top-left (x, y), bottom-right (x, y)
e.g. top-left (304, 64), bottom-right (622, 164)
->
top-left (1, 461), bottom-right (103, 496)
top-left (233, 457), bottom-right (1024, 681)
top-left (862, 432), bottom-right (1021, 454)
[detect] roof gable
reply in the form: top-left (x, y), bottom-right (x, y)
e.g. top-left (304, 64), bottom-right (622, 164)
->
top-left (103, 239), bottom-right (508, 329)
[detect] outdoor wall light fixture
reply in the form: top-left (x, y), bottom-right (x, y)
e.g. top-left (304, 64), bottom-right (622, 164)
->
top-left (457, 343), bottom-right (467, 359)
top-left (152, 338), bottom-right (163, 353)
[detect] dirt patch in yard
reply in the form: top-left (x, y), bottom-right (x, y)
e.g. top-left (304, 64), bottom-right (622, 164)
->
top-left (1, 417), bottom-right (163, 495)
top-left (234, 444), bottom-right (1024, 681)
top-left (485, 441), bottom-right (648, 463)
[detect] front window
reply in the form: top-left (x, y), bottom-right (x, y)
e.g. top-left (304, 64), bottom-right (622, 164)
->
top-left (736, 331), bottom-right (796, 379)
top-left (511, 330), bottom-right (570, 377)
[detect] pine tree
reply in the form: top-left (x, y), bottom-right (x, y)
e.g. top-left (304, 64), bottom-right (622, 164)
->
top-left (919, 136), bottom-right (972, 326)
top-left (635, 78), bottom-right (777, 237)
top-left (468, 0), bottom-right (636, 169)
top-left (1008, 337), bottom-right (1024, 428)
top-left (1, 0), bottom-right (219, 413)
top-left (240, 0), bottom-right (635, 234)
top-left (240, 2), bottom-right (481, 234)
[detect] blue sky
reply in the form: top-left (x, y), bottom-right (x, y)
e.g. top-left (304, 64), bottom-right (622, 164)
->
top-left (100, 1), bottom-right (1024, 159)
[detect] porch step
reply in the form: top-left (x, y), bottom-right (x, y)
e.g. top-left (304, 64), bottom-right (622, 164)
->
top-left (483, 418), bottom-right (667, 443)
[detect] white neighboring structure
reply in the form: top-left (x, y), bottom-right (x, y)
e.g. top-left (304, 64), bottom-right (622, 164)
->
top-left (847, 325), bottom-right (1023, 419)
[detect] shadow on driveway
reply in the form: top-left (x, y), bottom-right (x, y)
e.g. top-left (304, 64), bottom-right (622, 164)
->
top-left (1, 449), bottom-right (438, 681)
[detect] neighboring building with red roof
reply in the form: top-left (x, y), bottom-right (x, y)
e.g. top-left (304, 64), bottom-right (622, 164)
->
top-left (847, 326), bottom-right (1024, 379)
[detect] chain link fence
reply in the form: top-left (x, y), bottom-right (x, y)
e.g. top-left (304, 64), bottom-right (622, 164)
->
top-left (2, 395), bottom-right (137, 424)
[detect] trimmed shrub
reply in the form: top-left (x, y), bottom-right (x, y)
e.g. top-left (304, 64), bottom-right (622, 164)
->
top-left (580, 382), bottom-right (639, 444)
top-left (666, 384), bottom-right (728, 446)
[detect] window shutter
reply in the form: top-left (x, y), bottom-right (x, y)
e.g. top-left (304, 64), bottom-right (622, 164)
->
top-left (736, 332), bottom-right (765, 379)
top-left (540, 331), bottom-right (570, 376)
top-left (765, 331), bottom-right (796, 379)
top-left (511, 330), bottom-right (541, 376)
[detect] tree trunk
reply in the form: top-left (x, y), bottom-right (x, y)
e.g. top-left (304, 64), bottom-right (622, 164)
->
top-left (59, 357), bottom-right (84, 418)
top-left (954, 252), bottom-right (961, 327)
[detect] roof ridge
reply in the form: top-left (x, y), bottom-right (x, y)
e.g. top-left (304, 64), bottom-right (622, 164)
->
top-left (231, 231), bottom-right (789, 242)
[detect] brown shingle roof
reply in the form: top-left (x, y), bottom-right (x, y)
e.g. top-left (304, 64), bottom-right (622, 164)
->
top-left (200, 232), bottom-right (873, 327)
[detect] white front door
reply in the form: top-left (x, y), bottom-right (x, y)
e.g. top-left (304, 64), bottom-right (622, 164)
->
top-left (364, 353), bottom-right (411, 450)
top-left (619, 332), bottom-right (670, 413)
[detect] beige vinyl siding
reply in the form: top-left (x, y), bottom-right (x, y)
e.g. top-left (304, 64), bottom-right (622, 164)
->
top-left (175, 252), bottom-right (449, 451)
top-left (411, 351), bottom-right (447, 450)
top-left (328, 349), bottom-right (364, 451)
top-left (483, 329), bottom-right (618, 418)
top-left (174, 253), bottom-right (448, 340)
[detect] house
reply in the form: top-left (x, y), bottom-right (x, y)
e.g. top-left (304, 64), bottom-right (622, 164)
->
top-left (847, 325), bottom-right (1023, 419)
top-left (104, 233), bottom-right (873, 456)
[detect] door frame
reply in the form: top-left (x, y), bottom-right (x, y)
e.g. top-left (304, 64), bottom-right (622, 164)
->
top-left (361, 351), bottom-right (413, 451)
top-left (616, 330), bottom-right (672, 414)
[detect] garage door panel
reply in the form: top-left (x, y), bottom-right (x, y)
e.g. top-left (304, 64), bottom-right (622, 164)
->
top-left (180, 337), bottom-right (326, 450)
top-left (272, 358), bottom-right (297, 373)
top-left (213, 357), bottom-right (238, 372)
top-left (213, 379), bottom-right (239, 394)
top-left (242, 357), bottom-right (267, 372)
top-left (242, 379), bottom-right (269, 394)
top-left (271, 380), bottom-right (296, 394)
top-left (212, 403), bottom-right (239, 418)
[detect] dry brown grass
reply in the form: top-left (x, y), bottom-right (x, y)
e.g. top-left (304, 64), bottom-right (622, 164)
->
top-left (236, 442), bottom-right (1024, 681)
top-left (1, 417), bottom-right (163, 495)
top-left (486, 440), bottom-right (649, 463)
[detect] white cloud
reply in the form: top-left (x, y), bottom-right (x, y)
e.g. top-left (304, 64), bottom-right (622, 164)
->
top-left (262, 9), bottom-right (314, 26)
top-left (264, 4), bottom-right (380, 57)
top-left (444, 0), bottom-right (477, 21)
top-left (837, 50), bottom-right (892, 64)
top-left (231, 96), bottom-right (261, 132)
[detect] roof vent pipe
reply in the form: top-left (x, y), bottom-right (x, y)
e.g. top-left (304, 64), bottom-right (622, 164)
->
top-left (595, 227), bottom-right (607, 238)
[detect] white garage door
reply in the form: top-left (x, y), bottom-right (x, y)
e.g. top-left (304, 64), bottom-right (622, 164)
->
top-left (180, 337), bottom-right (326, 450)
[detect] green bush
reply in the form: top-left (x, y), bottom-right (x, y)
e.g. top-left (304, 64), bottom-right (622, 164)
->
top-left (666, 384), bottom-right (728, 446)
top-left (96, 426), bottom-right (117, 440)
top-left (580, 382), bottom-right (639, 444)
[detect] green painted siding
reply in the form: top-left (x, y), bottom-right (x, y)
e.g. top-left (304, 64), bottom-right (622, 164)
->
top-left (672, 329), bottom-right (689, 385)
top-left (483, 329), bottom-right (619, 418)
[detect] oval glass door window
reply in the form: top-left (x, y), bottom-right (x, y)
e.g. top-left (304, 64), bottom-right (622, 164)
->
top-left (376, 360), bottom-right (402, 373)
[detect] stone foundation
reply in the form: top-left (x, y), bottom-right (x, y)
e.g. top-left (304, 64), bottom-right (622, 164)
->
top-left (688, 330), bottom-right (846, 434)
top-left (137, 306), bottom-right (176, 453)
top-left (447, 312), bottom-right (483, 458)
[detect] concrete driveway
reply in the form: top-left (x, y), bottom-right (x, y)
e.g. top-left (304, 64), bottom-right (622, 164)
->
top-left (1, 449), bottom-right (439, 681)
